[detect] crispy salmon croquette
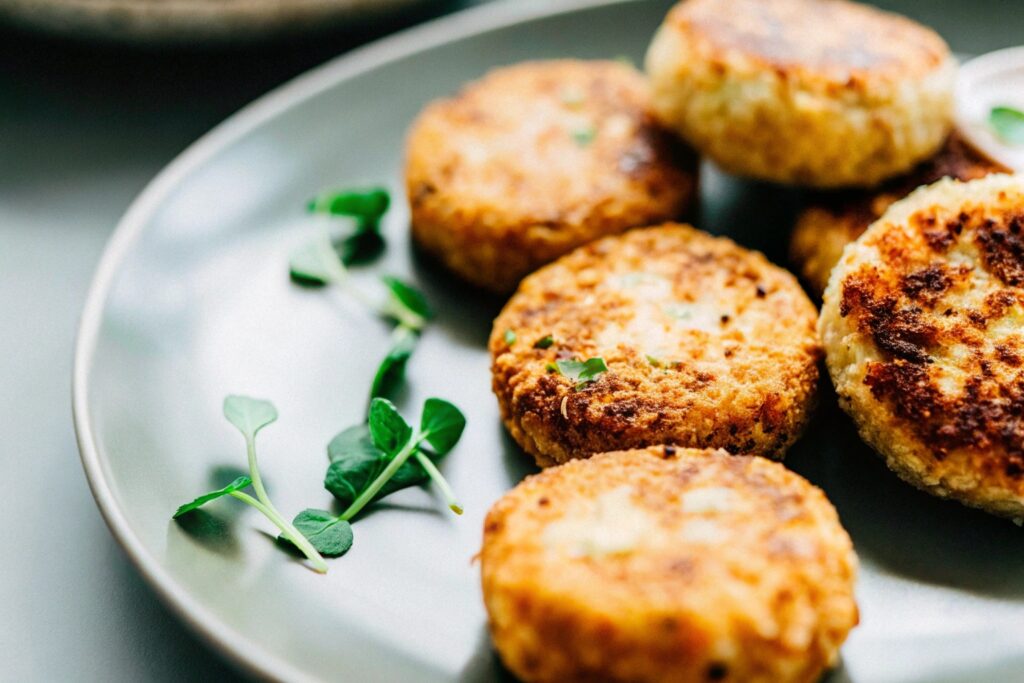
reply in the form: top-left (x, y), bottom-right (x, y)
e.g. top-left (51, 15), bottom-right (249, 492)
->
top-left (645, 0), bottom-right (956, 188)
top-left (405, 60), bottom-right (698, 293)
top-left (480, 447), bottom-right (859, 683)
top-left (790, 134), bottom-right (1006, 296)
top-left (490, 225), bottom-right (820, 467)
top-left (821, 174), bottom-right (1024, 520)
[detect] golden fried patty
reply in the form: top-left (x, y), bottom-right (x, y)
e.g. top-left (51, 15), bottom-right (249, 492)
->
top-left (821, 174), bottom-right (1024, 520)
top-left (490, 225), bottom-right (820, 467)
top-left (645, 0), bottom-right (955, 187)
top-left (405, 60), bottom-right (697, 294)
top-left (791, 134), bottom-right (1006, 296)
top-left (481, 446), bottom-right (859, 683)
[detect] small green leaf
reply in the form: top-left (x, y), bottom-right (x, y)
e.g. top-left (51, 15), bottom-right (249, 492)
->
top-left (327, 424), bottom-right (379, 463)
top-left (368, 397), bottom-right (413, 456)
top-left (307, 188), bottom-right (390, 218)
top-left (332, 399), bottom-right (468, 523)
top-left (420, 398), bottom-right (466, 456)
top-left (990, 106), bottom-right (1024, 145)
top-left (325, 427), bottom-right (384, 504)
top-left (545, 362), bottom-right (558, 373)
top-left (288, 241), bottom-right (336, 286)
top-left (223, 396), bottom-right (278, 440)
top-left (337, 219), bottom-right (385, 266)
top-left (371, 327), bottom-right (418, 400)
top-left (291, 509), bottom-right (354, 557)
top-left (504, 329), bottom-right (517, 345)
top-left (645, 354), bottom-right (662, 368)
top-left (571, 125), bottom-right (596, 147)
top-left (554, 359), bottom-right (585, 377)
top-left (534, 335), bottom-right (554, 349)
top-left (325, 424), bottom-right (428, 506)
top-left (325, 452), bottom-right (425, 507)
top-left (290, 221), bottom-right (384, 286)
top-left (554, 357), bottom-right (609, 389)
top-left (173, 476), bottom-right (252, 518)
top-left (383, 276), bottom-right (433, 322)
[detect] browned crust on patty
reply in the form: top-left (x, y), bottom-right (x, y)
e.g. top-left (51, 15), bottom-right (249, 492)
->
top-left (844, 212), bottom-right (1024, 458)
top-left (790, 134), bottom-right (1006, 296)
top-left (646, 0), bottom-right (954, 188)
top-left (480, 446), bottom-right (859, 683)
top-left (665, 0), bottom-right (949, 85)
top-left (405, 60), bottom-right (698, 293)
top-left (821, 175), bottom-right (1024, 518)
top-left (490, 225), bottom-right (821, 467)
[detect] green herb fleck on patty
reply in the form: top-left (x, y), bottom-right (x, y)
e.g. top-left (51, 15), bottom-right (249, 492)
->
top-left (534, 335), bottom-right (555, 349)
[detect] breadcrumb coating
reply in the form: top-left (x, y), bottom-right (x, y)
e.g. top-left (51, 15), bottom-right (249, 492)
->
top-left (791, 134), bottom-right (1005, 296)
top-left (821, 174), bottom-right (1024, 520)
top-left (491, 224), bottom-right (820, 467)
top-left (406, 60), bottom-right (697, 293)
top-left (645, 0), bottom-right (955, 187)
top-left (481, 446), bottom-right (859, 683)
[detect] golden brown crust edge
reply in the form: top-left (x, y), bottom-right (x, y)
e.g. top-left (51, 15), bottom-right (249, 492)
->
top-left (490, 224), bottom-right (821, 467)
top-left (820, 174), bottom-right (1024, 520)
top-left (646, 0), bottom-right (955, 187)
top-left (405, 60), bottom-right (698, 294)
top-left (480, 446), bottom-right (859, 683)
top-left (790, 133), bottom-right (1007, 297)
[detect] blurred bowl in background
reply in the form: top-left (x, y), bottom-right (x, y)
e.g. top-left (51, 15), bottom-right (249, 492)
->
top-left (0, 0), bottom-right (440, 44)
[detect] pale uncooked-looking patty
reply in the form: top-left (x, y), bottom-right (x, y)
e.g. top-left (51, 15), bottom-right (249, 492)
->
top-left (405, 60), bottom-right (698, 293)
top-left (790, 133), bottom-right (1005, 296)
top-left (645, 0), bottom-right (955, 188)
top-left (490, 224), bottom-right (820, 467)
top-left (481, 446), bottom-right (859, 683)
top-left (821, 174), bottom-right (1024, 521)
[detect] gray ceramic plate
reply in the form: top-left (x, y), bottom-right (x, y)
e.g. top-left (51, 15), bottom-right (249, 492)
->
top-left (74, 0), bottom-right (1024, 681)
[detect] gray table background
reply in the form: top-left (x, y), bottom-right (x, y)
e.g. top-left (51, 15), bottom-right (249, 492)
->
top-left (0, 0), bottom-right (1019, 680)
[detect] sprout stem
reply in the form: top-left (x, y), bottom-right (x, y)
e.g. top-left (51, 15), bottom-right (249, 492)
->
top-left (237, 435), bottom-right (327, 573)
top-left (414, 450), bottom-right (463, 515)
top-left (316, 228), bottom-right (423, 329)
top-left (230, 490), bottom-right (328, 574)
top-left (339, 434), bottom-right (423, 521)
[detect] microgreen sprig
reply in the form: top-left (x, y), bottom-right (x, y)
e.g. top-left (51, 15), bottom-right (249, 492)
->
top-left (292, 188), bottom-right (391, 274)
top-left (371, 324), bottom-right (418, 401)
top-left (289, 189), bottom-right (433, 404)
top-left (176, 186), bottom-right (460, 572)
top-left (293, 397), bottom-right (467, 558)
top-left (347, 397), bottom-right (464, 519)
top-left (289, 231), bottom-right (430, 332)
top-left (173, 396), bottom-right (328, 574)
top-left (307, 187), bottom-right (390, 218)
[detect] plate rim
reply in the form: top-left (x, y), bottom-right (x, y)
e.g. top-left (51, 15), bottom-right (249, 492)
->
top-left (70, 0), bottom-right (646, 680)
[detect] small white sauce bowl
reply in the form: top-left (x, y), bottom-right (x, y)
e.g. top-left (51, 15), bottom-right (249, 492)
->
top-left (956, 46), bottom-right (1024, 172)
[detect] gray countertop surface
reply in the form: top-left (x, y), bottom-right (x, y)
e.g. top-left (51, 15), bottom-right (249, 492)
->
top-left (0, 0), bottom-right (1020, 680)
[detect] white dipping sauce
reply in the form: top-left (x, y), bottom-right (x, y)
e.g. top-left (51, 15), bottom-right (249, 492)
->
top-left (956, 46), bottom-right (1024, 172)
